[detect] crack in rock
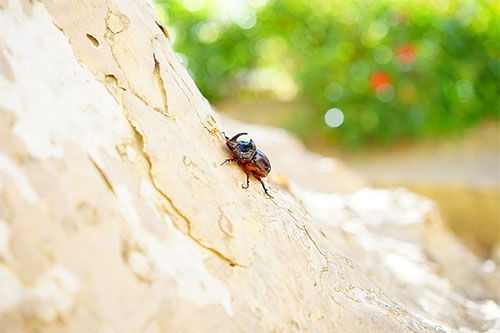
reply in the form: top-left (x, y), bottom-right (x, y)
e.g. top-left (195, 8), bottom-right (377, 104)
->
top-left (152, 52), bottom-right (170, 117)
top-left (125, 117), bottom-right (245, 268)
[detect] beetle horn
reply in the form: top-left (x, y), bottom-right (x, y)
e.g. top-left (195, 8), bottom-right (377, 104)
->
top-left (230, 132), bottom-right (248, 141)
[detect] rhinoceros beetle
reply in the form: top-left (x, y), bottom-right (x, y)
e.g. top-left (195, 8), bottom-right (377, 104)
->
top-left (221, 132), bottom-right (273, 198)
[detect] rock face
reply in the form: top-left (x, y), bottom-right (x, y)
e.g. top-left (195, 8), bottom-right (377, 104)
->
top-left (346, 122), bottom-right (500, 257)
top-left (0, 1), bottom-right (498, 332)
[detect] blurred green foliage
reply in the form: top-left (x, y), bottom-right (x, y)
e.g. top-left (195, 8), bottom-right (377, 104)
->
top-left (155, 0), bottom-right (499, 147)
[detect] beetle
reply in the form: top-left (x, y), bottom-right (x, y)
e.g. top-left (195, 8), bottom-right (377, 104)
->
top-left (221, 132), bottom-right (273, 198)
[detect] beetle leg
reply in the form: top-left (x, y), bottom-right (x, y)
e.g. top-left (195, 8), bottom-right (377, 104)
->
top-left (258, 178), bottom-right (273, 198)
top-left (220, 157), bottom-right (237, 166)
top-left (241, 172), bottom-right (250, 189)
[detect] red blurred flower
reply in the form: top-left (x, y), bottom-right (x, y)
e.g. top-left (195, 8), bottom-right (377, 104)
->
top-left (396, 43), bottom-right (416, 65)
top-left (370, 71), bottom-right (391, 91)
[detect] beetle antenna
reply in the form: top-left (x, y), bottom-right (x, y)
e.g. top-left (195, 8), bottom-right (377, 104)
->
top-left (230, 132), bottom-right (248, 141)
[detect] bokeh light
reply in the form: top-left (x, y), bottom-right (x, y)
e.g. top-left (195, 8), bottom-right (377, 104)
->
top-left (455, 79), bottom-right (475, 102)
top-left (376, 83), bottom-right (395, 103)
top-left (374, 45), bottom-right (393, 65)
top-left (324, 108), bottom-right (345, 128)
top-left (324, 83), bottom-right (344, 102)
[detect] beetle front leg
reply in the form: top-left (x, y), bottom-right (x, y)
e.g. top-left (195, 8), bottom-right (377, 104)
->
top-left (220, 157), bottom-right (238, 166)
top-left (242, 172), bottom-right (250, 189)
top-left (258, 178), bottom-right (273, 198)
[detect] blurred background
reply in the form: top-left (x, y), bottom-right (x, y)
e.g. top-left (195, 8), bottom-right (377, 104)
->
top-left (153, 0), bottom-right (500, 257)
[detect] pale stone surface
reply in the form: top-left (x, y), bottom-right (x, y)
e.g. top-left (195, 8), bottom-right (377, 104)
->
top-left (346, 122), bottom-right (500, 256)
top-left (0, 0), bottom-right (498, 332)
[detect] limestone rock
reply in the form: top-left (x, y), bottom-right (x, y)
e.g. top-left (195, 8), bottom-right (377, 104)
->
top-left (0, 0), bottom-right (498, 332)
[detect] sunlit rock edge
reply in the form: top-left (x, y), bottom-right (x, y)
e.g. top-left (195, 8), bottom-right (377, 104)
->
top-left (0, 0), bottom-right (498, 332)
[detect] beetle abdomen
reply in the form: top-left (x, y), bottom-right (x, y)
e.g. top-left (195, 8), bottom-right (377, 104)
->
top-left (252, 149), bottom-right (271, 176)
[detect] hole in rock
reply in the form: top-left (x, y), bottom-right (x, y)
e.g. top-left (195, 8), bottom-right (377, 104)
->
top-left (86, 33), bottom-right (100, 48)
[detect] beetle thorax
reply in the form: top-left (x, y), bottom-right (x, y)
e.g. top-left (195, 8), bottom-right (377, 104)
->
top-left (227, 139), bottom-right (257, 162)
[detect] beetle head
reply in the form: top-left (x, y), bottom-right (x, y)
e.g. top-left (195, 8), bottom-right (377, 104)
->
top-left (225, 132), bottom-right (246, 149)
top-left (226, 132), bottom-right (257, 161)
